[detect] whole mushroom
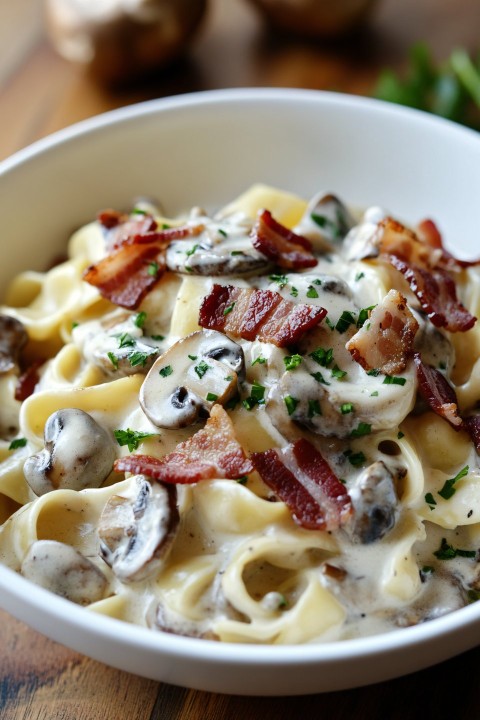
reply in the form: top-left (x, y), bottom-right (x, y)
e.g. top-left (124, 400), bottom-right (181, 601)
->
top-left (140, 329), bottom-right (244, 429)
top-left (23, 408), bottom-right (116, 496)
top-left (98, 475), bottom-right (179, 582)
top-left (45, 0), bottom-right (208, 85)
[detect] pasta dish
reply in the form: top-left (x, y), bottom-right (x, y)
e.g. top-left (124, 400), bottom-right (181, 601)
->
top-left (0, 184), bottom-right (479, 644)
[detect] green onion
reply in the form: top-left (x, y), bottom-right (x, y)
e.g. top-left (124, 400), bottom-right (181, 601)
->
top-left (341, 402), bottom-right (354, 415)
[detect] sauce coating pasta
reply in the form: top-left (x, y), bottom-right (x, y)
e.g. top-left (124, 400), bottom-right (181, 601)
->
top-left (1, 184), bottom-right (479, 644)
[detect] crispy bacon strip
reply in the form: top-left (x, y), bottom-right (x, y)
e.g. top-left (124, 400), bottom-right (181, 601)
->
top-left (251, 438), bottom-right (353, 531)
top-left (252, 209), bottom-right (317, 269)
top-left (114, 406), bottom-right (252, 484)
top-left (414, 353), bottom-right (463, 429)
top-left (15, 359), bottom-right (44, 401)
top-left (97, 210), bottom-right (158, 250)
top-left (84, 225), bottom-right (204, 310)
top-left (199, 284), bottom-right (326, 347)
top-left (417, 218), bottom-right (480, 268)
top-left (388, 255), bottom-right (476, 332)
top-left (346, 289), bottom-right (418, 375)
top-left (464, 416), bottom-right (480, 454)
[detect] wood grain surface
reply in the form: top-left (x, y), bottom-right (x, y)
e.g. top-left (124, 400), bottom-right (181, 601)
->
top-left (1, 0), bottom-right (480, 717)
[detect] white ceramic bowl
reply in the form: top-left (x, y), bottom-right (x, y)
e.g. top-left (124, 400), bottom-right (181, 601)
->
top-left (0, 89), bottom-right (479, 696)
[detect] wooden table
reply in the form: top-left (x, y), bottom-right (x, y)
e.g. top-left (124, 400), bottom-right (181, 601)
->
top-left (1, 0), bottom-right (480, 717)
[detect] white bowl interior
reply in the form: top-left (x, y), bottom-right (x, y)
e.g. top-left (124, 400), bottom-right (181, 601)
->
top-left (0, 89), bottom-right (479, 695)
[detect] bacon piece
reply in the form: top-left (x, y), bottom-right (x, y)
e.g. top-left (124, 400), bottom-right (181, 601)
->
top-left (84, 224), bottom-right (204, 310)
top-left (464, 416), bottom-right (480, 454)
top-left (377, 217), bottom-right (439, 268)
top-left (97, 210), bottom-right (158, 250)
top-left (15, 359), bottom-right (44, 401)
top-left (414, 353), bottom-right (462, 429)
top-left (114, 405), bottom-right (252, 484)
top-left (417, 218), bottom-right (480, 268)
top-left (251, 209), bottom-right (317, 269)
top-left (388, 255), bottom-right (476, 332)
top-left (199, 284), bottom-right (326, 347)
top-left (251, 438), bottom-right (353, 531)
top-left (346, 290), bottom-right (418, 375)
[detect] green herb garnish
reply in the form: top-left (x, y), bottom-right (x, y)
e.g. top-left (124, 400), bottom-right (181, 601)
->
top-left (335, 310), bottom-right (356, 334)
top-left (341, 402), bottom-right (354, 415)
top-left (134, 311), bottom-right (147, 329)
top-left (434, 537), bottom-right (476, 560)
top-left (438, 465), bottom-right (469, 500)
top-left (309, 347), bottom-right (333, 367)
top-left (223, 303), bottom-right (235, 316)
top-left (350, 422), bottom-right (371, 437)
top-left (159, 365), bottom-right (173, 377)
top-left (284, 354), bottom-right (303, 371)
top-left (114, 428), bottom-right (156, 452)
top-left (206, 392), bottom-right (218, 402)
top-left (194, 360), bottom-right (211, 378)
top-left (383, 376), bottom-right (407, 386)
top-left (284, 396), bottom-right (299, 416)
top-left (9, 438), bottom-right (27, 450)
top-left (306, 285), bottom-right (319, 299)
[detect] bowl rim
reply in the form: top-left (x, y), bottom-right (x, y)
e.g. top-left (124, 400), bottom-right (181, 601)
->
top-left (1, 87), bottom-right (480, 688)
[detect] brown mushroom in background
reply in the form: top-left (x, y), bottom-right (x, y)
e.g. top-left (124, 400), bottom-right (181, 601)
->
top-left (44, 0), bottom-right (208, 85)
top-left (246, 0), bottom-right (378, 38)
top-left (0, 315), bottom-right (28, 374)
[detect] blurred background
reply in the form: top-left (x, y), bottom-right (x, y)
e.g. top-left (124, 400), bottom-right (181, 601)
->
top-left (0, 0), bottom-right (479, 162)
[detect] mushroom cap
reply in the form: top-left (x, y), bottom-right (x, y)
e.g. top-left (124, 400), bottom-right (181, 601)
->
top-left (98, 475), bottom-right (179, 583)
top-left (140, 330), bottom-right (244, 429)
top-left (23, 408), bottom-right (116, 496)
top-left (0, 314), bottom-right (28, 373)
top-left (21, 540), bottom-right (108, 605)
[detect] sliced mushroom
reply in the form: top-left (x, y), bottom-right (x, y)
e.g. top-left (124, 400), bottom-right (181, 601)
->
top-left (73, 313), bottom-right (161, 377)
top-left (140, 330), bottom-right (244, 429)
top-left (349, 461), bottom-right (399, 543)
top-left (23, 408), bottom-right (116, 496)
top-left (0, 315), bottom-right (28, 373)
top-left (413, 311), bottom-right (455, 373)
top-left (98, 475), bottom-right (179, 583)
top-left (21, 540), bottom-right (108, 605)
top-left (266, 361), bottom-right (416, 439)
top-left (342, 206), bottom-right (387, 261)
top-left (295, 192), bottom-right (356, 252)
top-left (166, 239), bottom-right (269, 276)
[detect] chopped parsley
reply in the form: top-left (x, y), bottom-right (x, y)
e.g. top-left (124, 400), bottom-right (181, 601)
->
top-left (194, 360), bottom-right (211, 379)
top-left (131, 208), bottom-right (147, 215)
top-left (223, 302), bottom-right (235, 316)
top-left (151, 334), bottom-right (165, 341)
top-left (367, 368), bottom-right (380, 377)
top-left (128, 351), bottom-right (152, 367)
top-left (116, 332), bottom-right (136, 348)
top-left (236, 476), bottom-right (248, 485)
top-left (345, 450), bottom-right (366, 467)
top-left (252, 356), bottom-right (267, 366)
top-left (310, 371), bottom-right (330, 385)
top-left (206, 392), bottom-right (218, 402)
top-left (134, 311), bottom-right (147, 329)
top-left (310, 211), bottom-right (345, 240)
top-left (284, 395), bottom-right (299, 416)
top-left (242, 397), bottom-right (257, 411)
top-left (341, 402), bottom-right (355, 415)
top-left (350, 422), bottom-right (372, 437)
top-left (425, 492), bottom-right (437, 509)
top-left (397, 431), bottom-right (405, 439)
top-left (218, 228), bottom-right (228, 238)
top-left (438, 465), bottom-right (469, 500)
top-left (250, 381), bottom-right (266, 402)
top-left (147, 261), bottom-right (160, 277)
top-left (9, 438), bottom-right (27, 450)
top-left (188, 354), bottom-right (198, 361)
top-left (114, 428), bottom-right (156, 452)
top-left (355, 272), bottom-right (365, 281)
top-left (434, 537), bottom-right (476, 560)
top-left (290, 286), bottom-right (299, 298)
top-left (331, 365), bottom-right (347, 380)
top-left (309, 347), bottom-right (333, 367)
top-left (284, 354), bottom-right (303, 371)
top-left (371, 390), bottom-right (379, 397)
top-left (325, 316), bottom-right (335, 331)
top-left (107, 351), bottom-right (119, 370)
top-left (335, 310), bottom-right (357, 333)
top-left (159, 365), bottom-right (173, 377)
top-left (383, 375), bottom-right (407, 386)
top-left (185, 243), bottom-right (199, 257)
top-left (357, 305), bottom-right (376, 328)
top-left (269, 273), bottom-right (289, 288)
top-left (306, 285), bottom-right (319, 299)
top-left (308, 399), bottom-right (322, 418)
